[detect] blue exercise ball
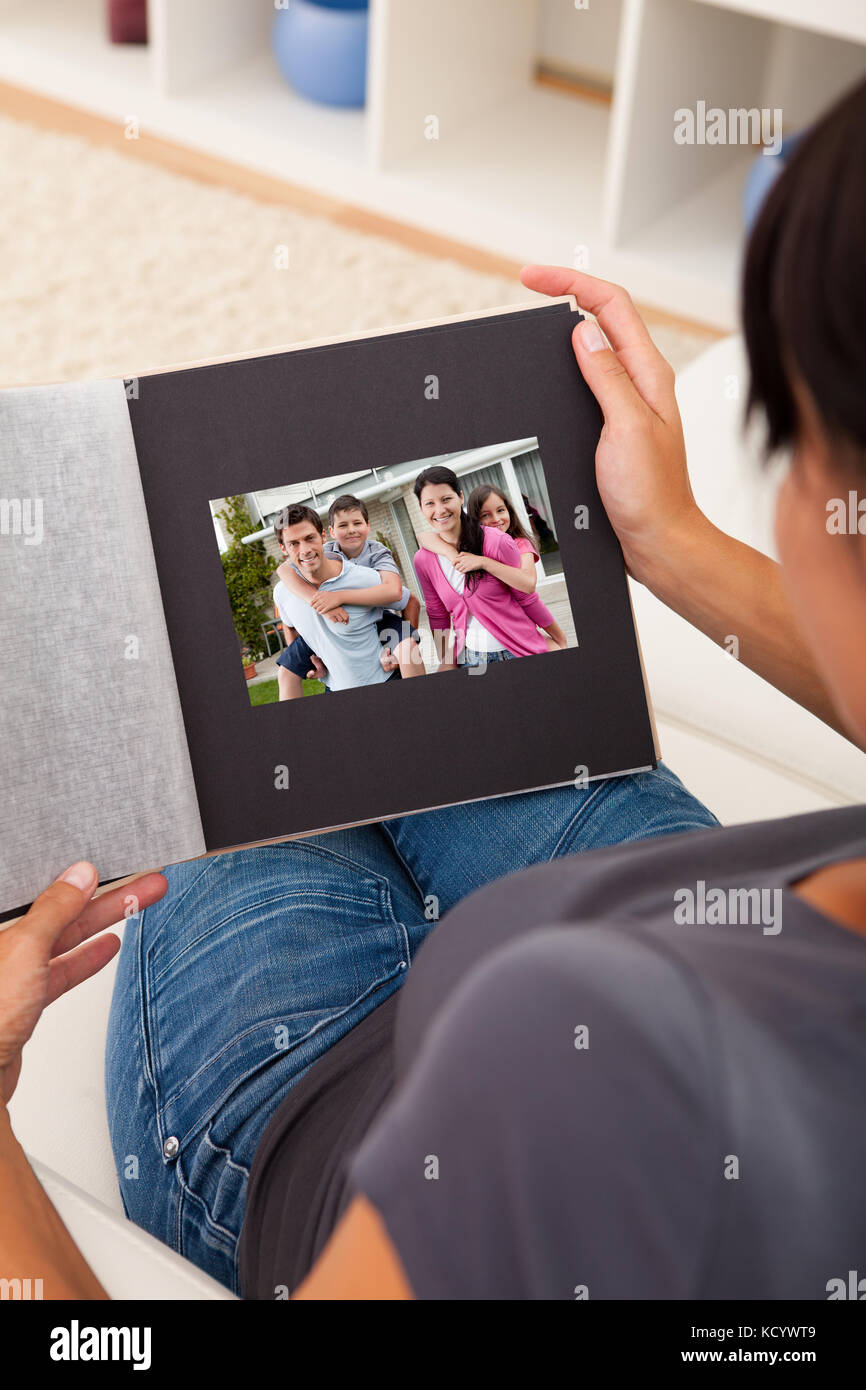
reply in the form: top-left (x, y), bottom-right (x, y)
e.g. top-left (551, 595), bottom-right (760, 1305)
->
top-left (743, 131), bottom-right (806, 233)
top-left (272, 0), bottom-right (369, 109)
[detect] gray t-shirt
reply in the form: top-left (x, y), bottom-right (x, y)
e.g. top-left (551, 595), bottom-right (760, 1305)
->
top-left (238, 804), bottom-right (866, 1299)
top-left (323, 537), bottom-right (411, 619)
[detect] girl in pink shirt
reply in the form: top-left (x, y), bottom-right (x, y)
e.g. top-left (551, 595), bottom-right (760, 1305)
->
top-left (471, 484), bottom-right (542, 588)
top-left (469, 487), bottom-right (568, 648)
top-left (412, 466), bottom-right (566, 669)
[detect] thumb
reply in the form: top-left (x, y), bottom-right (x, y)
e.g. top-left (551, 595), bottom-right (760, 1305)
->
top-left (22, 861), bottom-right (98, 948)
top-left (573, 318), bottom-right (642, 424)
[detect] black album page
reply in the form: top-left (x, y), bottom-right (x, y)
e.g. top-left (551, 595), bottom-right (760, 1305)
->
top-left (126, 302), bottom-right (657, 856)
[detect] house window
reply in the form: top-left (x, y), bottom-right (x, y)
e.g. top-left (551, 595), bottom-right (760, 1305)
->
top-left (457, 462), bottom-right (508, 502)
top-left (389, 497), bottom-right (423, 597)
top-left (511, 449), bottom-right (562, 576)
top-left (458, 458), bottom-right (561, 580)
top-left (391, 497), bottom-right (419, 555)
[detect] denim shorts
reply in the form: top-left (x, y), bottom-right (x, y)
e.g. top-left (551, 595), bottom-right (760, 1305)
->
top-left (376, 612), bottom-right (421, 646)
top-left (279, 618), bottom-right (418, 681)
top-left (275, 633), bottom-right (315, 677)
top-left (105, 764), bottom-right (720, 1294)
top-left (458, 647), bottom-right (516, 667)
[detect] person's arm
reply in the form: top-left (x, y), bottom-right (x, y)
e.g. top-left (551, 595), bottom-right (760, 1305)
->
top-left (293, 1194), bottom-right (412, 1300)
top-left (276, 559), bottom-right (315, 604)
top-left (310, 571), bottom-right (401, 615)
top-left (521, 264), bottom-right (855, 745)
top-left (403, 593), bottom-right (421, 629)
top-left (431, 628), bottom-right (457, 672)
top-left (420, 530), bottom-right (536, 593)
top-left (276, 561), bottom-right (350, 624)
top-left (642, 512), bottom-right (848, 733)
top-left (0, 1107), bottom-right (108, 1298)
top-left (413, 554), bottom-right (456, 671)
top-left (452, 549), bottom-right (537, 594)
top-left (486, 533), bottom-right (553, 618)
top-left (275, 600), bottom-right (299, 649)
top-left (418, 532), bottom-right (456, 558)
top-left (0, 865), bottom-right (169, 1299)
top-left (543, 620), bottom-right (568, 650)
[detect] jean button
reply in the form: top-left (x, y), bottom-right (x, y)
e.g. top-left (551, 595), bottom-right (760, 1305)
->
top-left (163, 1135), bottom-right (179, 1161)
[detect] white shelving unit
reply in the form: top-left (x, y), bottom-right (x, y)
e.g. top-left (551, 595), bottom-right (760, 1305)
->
top-left (0, 0), bottom-right (863, 329)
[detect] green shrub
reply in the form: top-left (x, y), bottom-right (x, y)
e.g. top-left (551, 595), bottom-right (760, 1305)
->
top-left (218, 496), bottom-right (275, 661)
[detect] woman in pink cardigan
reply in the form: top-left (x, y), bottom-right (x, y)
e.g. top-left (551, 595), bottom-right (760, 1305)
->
top-left (412, 465), bottom-right (567, 670)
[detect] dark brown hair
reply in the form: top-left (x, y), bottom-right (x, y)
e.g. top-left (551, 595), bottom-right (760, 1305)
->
top-left (273, 503), bottom-right (324, 543)
top-left (743, 78), bottom-right (866, 466)
top-left (413, 465), bottom-right (485, 589)
top-left (467, 485), bottom-right (532, 544)
top-left (328, 494), bottom-right (369, 525)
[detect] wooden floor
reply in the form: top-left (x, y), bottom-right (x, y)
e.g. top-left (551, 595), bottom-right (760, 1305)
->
top-left (0, 78), bottom-right (724, 343)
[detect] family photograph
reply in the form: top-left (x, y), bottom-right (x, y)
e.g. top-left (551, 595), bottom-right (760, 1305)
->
top-left (210, 440), bottom-right (577, 703)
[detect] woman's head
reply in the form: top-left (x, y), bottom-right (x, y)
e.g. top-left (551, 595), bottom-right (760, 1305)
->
top-left (414, 465), bottom-right (486, 583)
top-left (413, 466), bottom-right (464, 534)
top-left (743, 78), bottom-right (866, 744)
top-left (467, 486), bottom-right (531, 543)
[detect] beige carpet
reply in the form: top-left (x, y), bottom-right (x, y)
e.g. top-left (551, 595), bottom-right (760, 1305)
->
top-left (0, 112), bottom-right (716, 388)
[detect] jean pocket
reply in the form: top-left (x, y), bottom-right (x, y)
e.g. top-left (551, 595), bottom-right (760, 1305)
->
top-left (142, 852), bottom-right (410, 1157)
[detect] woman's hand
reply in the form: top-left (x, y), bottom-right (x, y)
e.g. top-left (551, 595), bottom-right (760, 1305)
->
top-left (520, 266), bottom-right (705, 588)
top-left (519, 269), bottom-right (855, 741)
top-left (453, 552), bottom-right (486, 574)
top-left (0, 863), bottom-right (167, 1106)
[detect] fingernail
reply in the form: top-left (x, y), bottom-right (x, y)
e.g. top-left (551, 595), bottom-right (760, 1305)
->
top-left (59, 861), bottom-right (96, 892)
top-left (578, 319), bottom-right (606, 352)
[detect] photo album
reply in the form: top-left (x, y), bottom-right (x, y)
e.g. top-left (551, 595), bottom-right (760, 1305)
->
top-left (0, 298), bottom-right (658, 918)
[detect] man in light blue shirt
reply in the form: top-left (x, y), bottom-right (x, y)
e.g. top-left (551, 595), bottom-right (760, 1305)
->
top-left (275, 493), bottom-right (423, 685)
top-left (272, 505), bottom-right (394, 696)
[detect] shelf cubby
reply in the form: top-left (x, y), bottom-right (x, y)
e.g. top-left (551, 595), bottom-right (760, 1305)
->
top-left (0, 0), bottom-right (863, 328)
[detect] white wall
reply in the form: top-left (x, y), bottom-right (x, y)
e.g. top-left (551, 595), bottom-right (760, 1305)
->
top-left (369, 0), bottom-right (538, 165)
top-left (762, 23), bottom-right (866, 131)
top-left (150, 0), bottom-right (272, 95)
top-left (535, 0), bottom-right (623, 82)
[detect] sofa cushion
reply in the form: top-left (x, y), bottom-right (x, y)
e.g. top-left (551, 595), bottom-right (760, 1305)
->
top-left (27, 1155), bottom-right (234, 1299)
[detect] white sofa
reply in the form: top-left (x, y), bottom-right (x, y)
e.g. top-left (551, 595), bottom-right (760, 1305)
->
top-left (8, 335), bottom-right (866, 1299)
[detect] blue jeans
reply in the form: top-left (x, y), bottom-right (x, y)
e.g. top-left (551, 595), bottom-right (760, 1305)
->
top-left (104, 765), bottom-right (719, 1294)
top-left (459, 647), bottom-right (515, 667)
